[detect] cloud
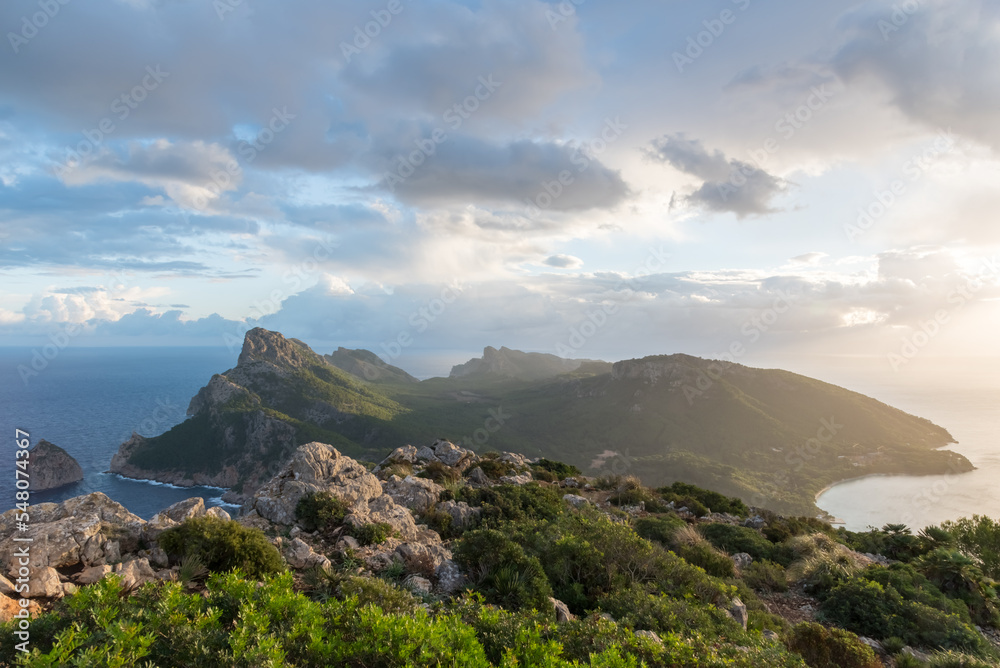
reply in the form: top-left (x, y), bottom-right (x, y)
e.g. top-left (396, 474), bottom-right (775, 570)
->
top-left (648, 134), bottom-right (786, 218)
top-left (544, 254), bottom-right (584, 269)
top-left (828, 0), bottom-right (1000, 150)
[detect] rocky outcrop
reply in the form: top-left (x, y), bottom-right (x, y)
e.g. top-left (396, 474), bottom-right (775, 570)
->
top-left (383, 475), bottom-right (443, 514)
top-left (27, 440), bottom-right (84, 491)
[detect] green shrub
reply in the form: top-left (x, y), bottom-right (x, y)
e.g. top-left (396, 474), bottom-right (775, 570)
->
top-left (349, 522), bottom-right (395, 546)
top-left (743, 560), bottom-right (789, 592)
top-left (916, 548), bottom-right (998, 626)
top-left (294, 491), bottom-right (349, 532)
top-left (339, 575), bottom-right (419, 614)
top-left (457, 483), bottom-right (564, 526)
top-left (659, 482), bottom-right (749, 516)
top-left (700, 522), bottom-right (795, 566)
top-left (454, 528), bottom-right (553, 611)
top-left (763, 513), bottom-right (838, 543)
top-left (821, 578), bottom-right (988, 654)
top-left (675, 542), bottom-right (735, 578)
top-left (927, 651), bottom-right (998, 667)
top-left (786, 621), bottom-right (882, 668)
top-left (596, 583), bottom-right (739, 638)
top-left (478, 458), bottom-right (516, 479)
top-left (939, 516), bottom-right (1000, 580)
top-left (418, 459), bottom-right (461, 484)
top-left (159, 516), bottom-right (285, 579)
top-left (532, 458), bottom-right (582, 479)
top-left (634, 515), bottom-right (686, 545)
top-left (609, 487), bottom-right (654, 506)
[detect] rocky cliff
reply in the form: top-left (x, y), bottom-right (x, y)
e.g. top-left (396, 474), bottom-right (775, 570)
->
top-left (28, 440), bottom-right (84, 491)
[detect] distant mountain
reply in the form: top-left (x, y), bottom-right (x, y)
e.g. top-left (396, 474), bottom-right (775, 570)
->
top-left (325, 347), bottom-right (419, 385)
top-left (110, 329), bottom-right (972, 513)
top-left (450, 346), bottom-right (612, 382)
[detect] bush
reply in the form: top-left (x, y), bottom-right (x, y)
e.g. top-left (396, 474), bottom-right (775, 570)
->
top-left (597, 583), bottom-right (739, 638)
top-left (939, 516), bottom-right (1000, 580)
top-left (634, 515), bottom-right (686, 545)
top-left (478, 458), bottom-right (515, 479)
top-left (418, 459), bottom-right (461, 485)
top-left (675, 542), bottom-right (735, 578)
top-left (700, 522), bottom-right (795, 566)
top-left (531, 458), bottom-right (581, 479)
top-left (786, 622), bottom-right (882, 668)
top-left (454, 528), bottom-right (553, 611)
top-left (456, 483), bottom-right (564, 526)
top-left (659, 482), bottom-right (749, 516)
top-left (821, 578), bottom-right (988, 654)
top-left (294, 491), bottom-right (349, 532)
top-left (743, 560), bottom-right (789, 592)
top-left (159, 516), bottom-right (285, 579)
top-left (338, 575), bottom-right (419, 614)
top-left (349, 522), bottom-right (395, 546)
top-left (763, 513), bottom-right (838, 543)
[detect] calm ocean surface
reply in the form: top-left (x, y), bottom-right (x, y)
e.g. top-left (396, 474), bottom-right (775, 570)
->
top-left (1, 347), bottom-right (997, 528)
top-left (0, 347), bottom-right (236, 519)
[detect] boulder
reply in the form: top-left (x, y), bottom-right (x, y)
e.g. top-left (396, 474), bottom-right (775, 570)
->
top-left (0, 593), bottom-right (40, 622)
top-left (27, 567), bottom-right (62, 599)
top-left (500, 473), bottom-right (532, 486)
top-left (431, 440), bottom-right (475, 469)
top-left (205, 506), bottom-right (232, 521)
top-left (405, 575), bottom-right (433, 594)
top-left (500, 452), bottom-right (532, 468)
top-left (336, 536), bottom-right (360, 552)
top-left (435, 559), bottom-right (465, 594)
top-left (244, 442), bottom-right (384, 526)
top-left (76, 564), bottom-right (113, 585)
top-left (378, 445), bottom-right (420, 468)
top-left (466, 467), bottom-right (490, 486)
top-left (26, 440), bottom-right (84, 491)
top-left (416, 446), bottom-right (439, 462)
top-left (562, 478), bottom-right (579, 488)
top-left (345, 494), bottom-right (420, 542)
top-left (563, 494), bottom-right (590, 508)
top-left (743, 515), bottom-right (766, 529)
top-left (731, 553), bottom-right (753, 570)
top-left (283, 538), bottom-right (332, 571)
top-left (115, 557), bottom-right (156, 588)
top-left (762, 629), bottom-right (780, 641)
top-left (550, 597), bottom-right (575, 622)
top-left (384, 475), bottom-right (443, 514)
top-left (150, 497), bottom-right (205, 526)
top-left (436, 500), bottom-right (480, 531)
top-left (728, 597), bottom-right (748, 630)
top-left (0, 493), bottom-right (144, 574)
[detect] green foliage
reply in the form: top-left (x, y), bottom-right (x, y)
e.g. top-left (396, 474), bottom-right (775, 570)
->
top-left (338, 575), bottom-right (420, 615)
top-left (743, 559), bottom-right (789, 592)
top-left (294, 491), bottom-right (349, 532)
top-left (939, 516), bottom-right (1000, 580)
top-left (633, 515), bottom-right (686, 545)
top-left (596, 583), bottom-right (739, 638)
top-left (349, 522), bottom-right (395, 546)
top-left (418, 459), bottom-right (461, 485)
top-left (659, 482), bottom-right (750, 516)
top-left (699, 522), bottom-right (795, 566)
top-left (477, 458), bottom-right (515, 479)
top-left (842, 524), bottom-right (928, 562)
top-left (457, 483), bottom-right (564, 526)
top-left (916, 548), bottom-right (999, 626)
top-left (158, 516), bottom-right (285, 580)
top-left (454, 528), bottom-right (553, 611)
top-left (785, 622), bottom-right (882, 668)
top-left (820, 578), bottom-right (989, 654)
top-left (763, 513), bottom-right (838, 543)
top-left (674, 542), bottom-right (735, 578)
top-left (178, 554), bottom-right (208, 587)
top-left (531, 458), bottom-right (582, 479)
top-left (926, 651), bottom-right (999, 667)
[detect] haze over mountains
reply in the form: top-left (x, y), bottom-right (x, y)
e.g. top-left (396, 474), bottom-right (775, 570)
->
top-left (110, 328), bottom-right (971, 515)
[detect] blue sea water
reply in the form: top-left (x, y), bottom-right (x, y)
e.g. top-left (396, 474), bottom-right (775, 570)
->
top-left (0, 347), bottom-right (236, 519)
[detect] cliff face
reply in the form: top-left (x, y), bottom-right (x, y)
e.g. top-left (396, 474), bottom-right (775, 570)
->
top-left (29, 440), bottom-right (84, 491)
top-left (109, 328), bottom-right (403, 503)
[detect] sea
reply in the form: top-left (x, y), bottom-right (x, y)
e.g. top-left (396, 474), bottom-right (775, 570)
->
top-left (1, 346), bottom-right (998, 529)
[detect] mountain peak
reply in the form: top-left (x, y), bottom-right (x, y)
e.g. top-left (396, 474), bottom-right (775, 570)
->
top-left (238, 328), bottom-right (319, 369)
top-left (450, 346), bottom-right (611, 382)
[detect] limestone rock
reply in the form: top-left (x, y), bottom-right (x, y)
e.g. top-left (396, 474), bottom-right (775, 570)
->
top-left (346, 494), bottom-right (420, 542)
top-left (245, 442), bottom-right (383, 526)
top-left (405, 575), bottom-right (433, 594)
top-left (731, 553), bottom-right (753, 570)
top-left (336, 535), bottom-right (360, 552)
top-left (27, 567), bottom-right (62, 599)
top-left (563, 494), bottom-right (590, 508)
top-left (437, 500), bottom-right (480, 531)
top-left (416, 446), bottom-right (438, 462)
top-left (76, 565), bottom-right (113, 585)
top-left (0, 593), bottom-right (40, 622)
top-left (115, 557), bottom-right (156, 588)
top-left (729, 597), bottom-right (748, 630)
top-left (435, 559), bottom-right (465, 594)
top-left (431, 440), bottom-right (475, 469)
top-left (550, 597), bottom-right (575, 622)
top-left (0, 493), bottom-right (144, 574)
top-left (27, 440), bottom-right (84, 491)
top-left (150, 497), bottom-right (205, 525)
top-left (500, 473), bottom-right (532, 486)
top-left (562, 477), bottom-right (579, 488)
top-left (762, 629), bottom-right (780, 641)
top-left (284, 538), bottom-right (331, 571)
top-left (378, 445), bottom-right (420, 468)
top-left (384, 475), bottom-right (443, 514)
top-left (500, 452), bottom-right (531, 467)
top-left (205, 506), bottom-right (232, 521)
top-left (0, 574), bottom-right (15, 597)
top-left (466, 467), bottom-right (489, 486)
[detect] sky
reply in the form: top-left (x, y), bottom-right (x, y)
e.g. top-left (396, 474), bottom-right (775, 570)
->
top-left (1, 0), bottom-right (998, 376)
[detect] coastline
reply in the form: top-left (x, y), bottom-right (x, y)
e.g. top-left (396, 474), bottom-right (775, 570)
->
top-left (814, 473), bottom-right (893, 503)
